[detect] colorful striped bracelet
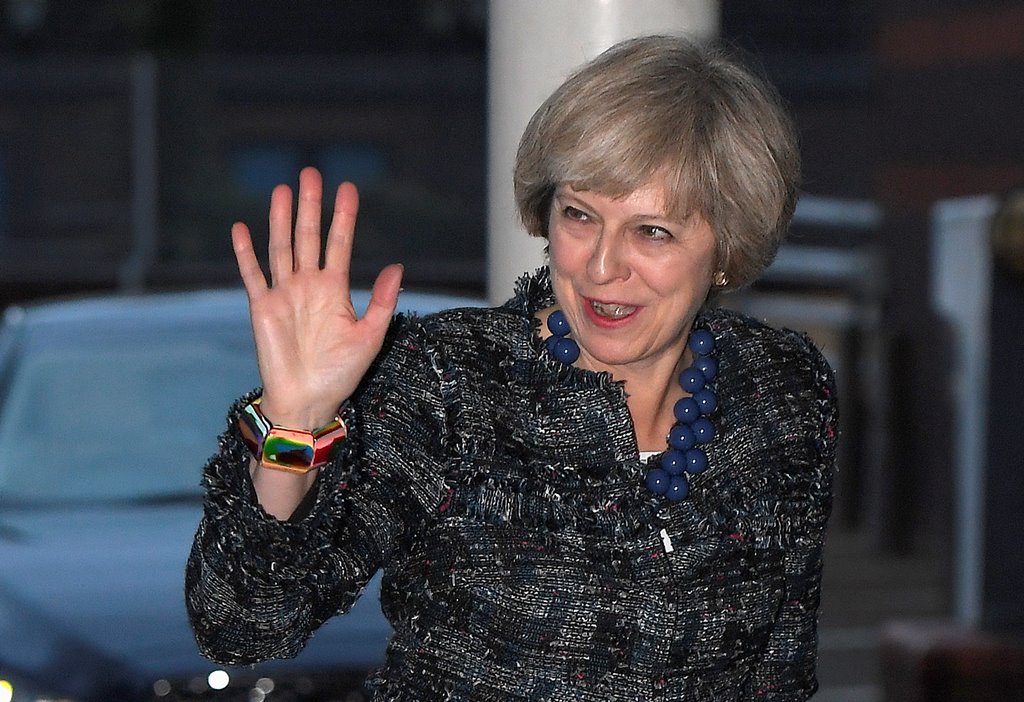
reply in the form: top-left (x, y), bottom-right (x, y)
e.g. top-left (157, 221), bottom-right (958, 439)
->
top-left (238, 397), bottom-right (348, 474)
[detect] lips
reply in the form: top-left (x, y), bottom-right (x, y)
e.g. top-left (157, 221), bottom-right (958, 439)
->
top-left (590, 300), bottom-right (637, 319)
top-left (580, 297), bottom-right (642, 329)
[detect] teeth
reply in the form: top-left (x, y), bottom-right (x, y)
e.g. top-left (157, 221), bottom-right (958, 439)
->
top-left (591, 301), bottom-right (636, 318)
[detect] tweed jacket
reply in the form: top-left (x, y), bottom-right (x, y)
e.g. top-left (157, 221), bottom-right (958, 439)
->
top-left (186, 268), bottom-right (838, 701)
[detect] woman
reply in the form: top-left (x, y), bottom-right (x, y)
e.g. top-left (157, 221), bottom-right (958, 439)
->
top-left (187, 35), bottom-right (838, 700)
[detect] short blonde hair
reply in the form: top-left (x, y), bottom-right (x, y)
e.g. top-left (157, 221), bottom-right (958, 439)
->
top-left (514, 35), bottom-right (801, 290)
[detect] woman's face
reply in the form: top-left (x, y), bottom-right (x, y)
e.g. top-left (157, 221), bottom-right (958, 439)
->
top-left (547, 181), bottom-right (717, 379)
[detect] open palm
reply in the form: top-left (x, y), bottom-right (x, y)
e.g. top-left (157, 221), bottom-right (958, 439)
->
top-left (232, 167), bottom-right (403, 430)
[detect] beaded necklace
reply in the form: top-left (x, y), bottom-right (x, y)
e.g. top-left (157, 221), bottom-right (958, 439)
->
top-left (545, 309), bottom-right (718, 502)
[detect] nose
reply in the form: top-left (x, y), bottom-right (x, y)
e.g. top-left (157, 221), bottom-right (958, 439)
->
top-left (586, 229), bottom-right (630, 284)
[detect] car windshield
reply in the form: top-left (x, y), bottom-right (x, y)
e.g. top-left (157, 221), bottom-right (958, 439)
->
top-left (0, 330), bottom-right (259, 506)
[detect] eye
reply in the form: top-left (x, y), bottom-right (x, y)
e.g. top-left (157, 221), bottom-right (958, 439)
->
top-left (638, 224), bottom-right (672, 240)
top-left (562, 205), bottom-right (590, 222)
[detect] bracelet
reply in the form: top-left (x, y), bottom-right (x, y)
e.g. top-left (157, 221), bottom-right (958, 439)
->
top-left (238, 397), bottom-right (347, 474)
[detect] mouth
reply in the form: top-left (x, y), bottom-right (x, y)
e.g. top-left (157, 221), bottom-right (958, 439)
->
top-left (588, 299), bottom-right (638, 320)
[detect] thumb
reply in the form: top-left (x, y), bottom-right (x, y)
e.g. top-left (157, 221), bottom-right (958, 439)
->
top-left (361, 263), bottom-right (404, 335)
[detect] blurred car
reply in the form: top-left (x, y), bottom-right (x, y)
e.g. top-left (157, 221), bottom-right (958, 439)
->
top-left (0, 286), bottom-right (483, 702)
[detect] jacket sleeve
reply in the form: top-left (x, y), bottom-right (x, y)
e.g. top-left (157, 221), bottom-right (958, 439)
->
top-left (184, 316), bottom-right (447, 665)
top-left (744, 333), bottom-right (839, 700)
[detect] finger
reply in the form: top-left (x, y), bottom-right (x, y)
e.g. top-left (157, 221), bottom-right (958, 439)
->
top-left (324, 181), bottom-right (359, 286)
top-left (360, 263), bottom-right (404, 337)
top-left (231, 222), bottom-right (269, 298)
top-left (268, 183), bottom-right (294, 285)
top-left (293, 167), bottom-right (324, 271)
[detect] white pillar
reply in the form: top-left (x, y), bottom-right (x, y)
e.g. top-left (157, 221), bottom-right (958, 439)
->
top-left (931, 194), bottom-right (1000, 627)
top-left (486, 0), bottom-right (720, 304)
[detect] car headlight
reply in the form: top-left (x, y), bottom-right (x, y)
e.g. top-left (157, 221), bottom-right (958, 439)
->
top-left (0, 676), bottom-right (77, 702)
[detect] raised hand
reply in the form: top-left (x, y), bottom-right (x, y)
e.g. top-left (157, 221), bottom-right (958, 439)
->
top-left (232, 167), bottom-right (403, 431)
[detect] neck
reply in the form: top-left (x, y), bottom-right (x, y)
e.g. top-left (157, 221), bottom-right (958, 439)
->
top-left (621, 356), bottom-right (690, 452)
top-left (572, 346), bottom-right (691, 453)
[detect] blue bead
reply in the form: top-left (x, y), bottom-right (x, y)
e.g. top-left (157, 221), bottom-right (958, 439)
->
top-left (645, 468), bottom-right (670, 495)
top-left (678, 367), bottom-right (705, 393)
top-left (547, 309), bottom-right (571, 336)
top-left (673, 397), bottom-right (700, 424)
top-left (693, 388), bottom-right (718, 415)
top-left (685, 448), bottom-right (708, 474)
top-left (692, 355), bottom-right (718, 381)
top-left (688, 329), bottom-right (715, 355)
top-left (551, 337), bottom-right (580, 364)
top-left (545, 335), bottom-right (560, 354)
top-left (666, 475), bottom-right (689, 501)
top-left (668, 423), bottom-right (696, 451)
top-left (692, 417), bottom-right (715, 444)
top-left (660, 449), bottom-right (687, 475)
